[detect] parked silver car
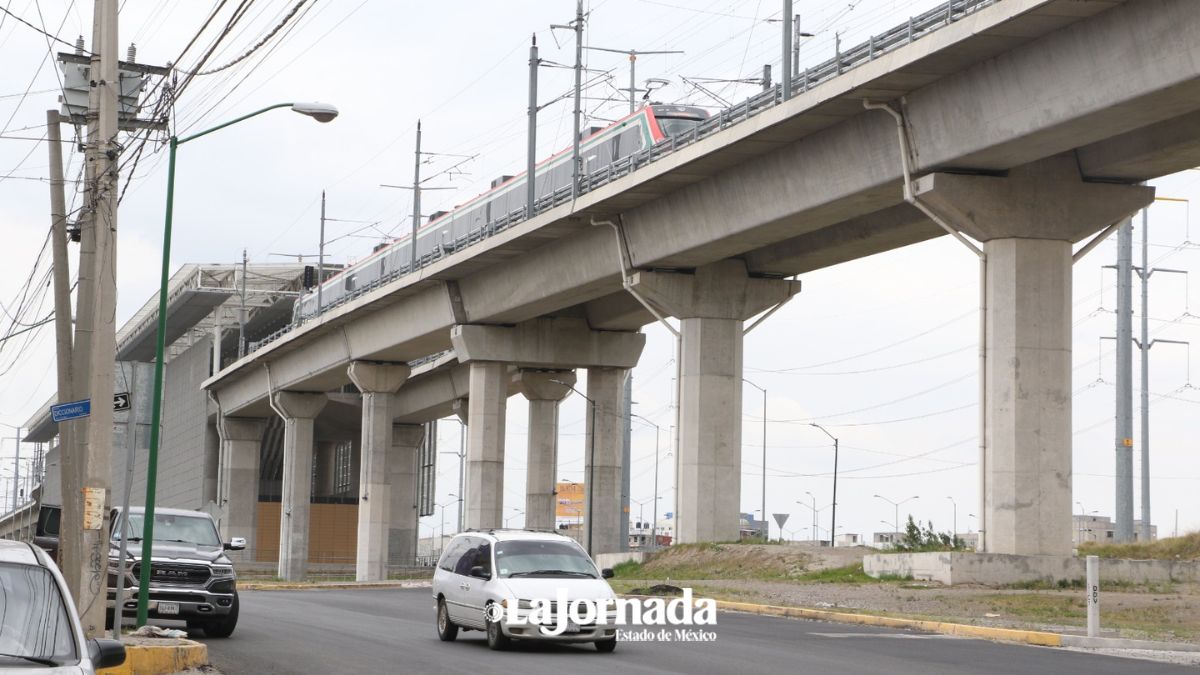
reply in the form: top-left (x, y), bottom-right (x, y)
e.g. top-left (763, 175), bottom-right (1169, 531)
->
top-left (432, 530), bottom-right (618, 652)
top-left (0, 539), bottom-right (125, 674)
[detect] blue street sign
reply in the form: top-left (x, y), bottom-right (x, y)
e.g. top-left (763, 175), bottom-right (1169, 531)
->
top-left (51, 399), bottom-right (91, 422)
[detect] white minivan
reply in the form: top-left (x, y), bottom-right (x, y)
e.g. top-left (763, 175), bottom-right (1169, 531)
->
top-left (432, 530), bottom-right (618, 652)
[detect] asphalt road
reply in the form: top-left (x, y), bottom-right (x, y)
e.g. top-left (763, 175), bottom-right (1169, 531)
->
top-left (203, 588), bottom-right (1193, 675)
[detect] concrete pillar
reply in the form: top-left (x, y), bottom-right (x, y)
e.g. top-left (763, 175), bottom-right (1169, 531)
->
top-left (585, 367), bottom-right (626, 554)
top-left (679, 316), bottom-right (743, 543)
top-left (520, 370), bottom-right (575, 531)
top-left (390, 424), bottom-right (424, 566)
top-left (631, 260), bottom-right (800, 544)
top-left (218, 417), bottom-right (266, 561)
top-left (347, 361), bottom-right (411, 581)
top-left (465, 362), bottom-right (507, 530)
top-left (272, 391), bottom-right (328, 581)
top-left (915, 153), bottom-right (1154, 556)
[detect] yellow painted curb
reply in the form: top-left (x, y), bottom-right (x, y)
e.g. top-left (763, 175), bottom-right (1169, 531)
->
top-left (714, 600), bottom-right (1063, 647)
top-left (98, 639), bottom-right (208, 675)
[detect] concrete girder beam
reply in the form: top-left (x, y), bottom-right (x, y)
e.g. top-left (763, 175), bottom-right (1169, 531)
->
top-left (272, 392), bottom-right (328, 581)
top-left (915, 160), bottom-right (1154, 557)
top-left (520, 370), bottom-right (575, 531)
top-left (1077, 109), bottom-right (1200, 183)
top-left (451, 317), bottom-right (645, 370)
top-left (217, 417), bottom-right (267, 561)
top-left (744, 203), bottom-right (943, 276)
top-left (914, 154), bottom-right (1155, 243)
top-left (389, 364), bottom-right (472, 424)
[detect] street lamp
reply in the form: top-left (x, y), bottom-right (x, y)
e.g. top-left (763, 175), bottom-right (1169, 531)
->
top-left (743, 379), bottom-right (767, 540)
top-left (946, 496), bottom-right (957, 543)
top-left (809, 423), bottom-right (839, 547)
top-left (136, 101), bottom-right (338, 626)
top-left (631, 496), bottom-right (658, 548)
top-left (551, 379), bottom-right (598, 554)
top-left (796, 498), bottom-right (831, 544)
top-left (631, 413), bottom-right (661, 551)
top-left (137, 101), bottom-right (338, 627)
top-left (505, 508), bottom-right (525, 528)
top-left (874, 494), bottom-right (919, 535)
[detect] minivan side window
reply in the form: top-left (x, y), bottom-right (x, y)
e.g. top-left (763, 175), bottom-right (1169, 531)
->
top-left (453, 538), bottom-right (492, 577)
top-left (438, 538), bottom-right (469, 573)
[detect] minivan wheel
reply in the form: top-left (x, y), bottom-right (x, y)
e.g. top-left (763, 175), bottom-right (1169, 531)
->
top-left (436, 598), bottom-right (458, 642)
top-left (485, 605), bottom-right (510, 651)
top-left (595, 637), bottom-right (617, 653)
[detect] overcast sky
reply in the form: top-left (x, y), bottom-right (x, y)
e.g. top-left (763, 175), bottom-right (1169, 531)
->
top-left (2, 1), bottom-right (1197, 542)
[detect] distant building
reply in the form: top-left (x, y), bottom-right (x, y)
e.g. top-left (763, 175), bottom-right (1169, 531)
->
top-left (835, 533), bottom-right (862, 547)
top-left (629, 519), bottom-right (672, 549)
top-left (873, 531), bottom-right (903, 549)
top-left (739, 513), bottom-right (768, 540)
top-left (1074, 514), bottom-right (1157, 545)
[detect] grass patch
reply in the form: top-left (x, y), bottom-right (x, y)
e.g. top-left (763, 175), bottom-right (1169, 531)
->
top-left (794, 563), bottom-right (911, 584)
top-left (1079, 531), bottom-right (1200, 560)
top-left (611, 543), bottom-right (814, 581)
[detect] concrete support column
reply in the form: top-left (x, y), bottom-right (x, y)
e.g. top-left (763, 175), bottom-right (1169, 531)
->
top-left (390, 424), bottom-right (424, 566)
top-left (465, 362), bottom-right (507, 530)
top-left (915, 153), bottom-right (1154, 556)
top-left (631, 260), bottom-right (800, 544)
top-left (272, 392), bottom-right (328, 581)
top-left (347, 361), bottom-right (411, 581)
top-left (218, 417), bottom-right (266, 561)
top-left (520, 371), bottom-right (575, 531)
top-left (984, 238), bottom-right (1074, 555)
top-left (678, 316), bottom-right (743, 543)
top-left (585, 367), bottom-right (627, 554)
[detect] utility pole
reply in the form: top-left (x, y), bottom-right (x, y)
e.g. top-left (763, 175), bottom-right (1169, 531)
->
top-left (527, 34), bottom-right (538, 218)
top-left (76, 0), bottom-right (120, 637)
top-left (1115, 219), bottom-right (1134, 543)
top-left (781, 1), bottom-right (792, 100)
top-left (1132, 207), bottom-right (1189, 542)
top-left (9, 429), bottom-right (20, 511)
top-left (46, 108), bottom-right (78, 574)
top-left (583, 46), bottom-right (683, 113)
top-left (238, 249), bottom-right (248, 358)
top-left (552, 1), bottom-right (585, 198)
top-left (317, 191), bottom-right (326, 314)
top-left (411, 120), bottom-right (421, 272)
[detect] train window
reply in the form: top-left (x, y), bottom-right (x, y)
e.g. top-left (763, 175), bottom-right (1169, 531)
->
top-left (344, 273), bottom-right (356, 292)
top-left (658, 117), bottom-right (703, 137)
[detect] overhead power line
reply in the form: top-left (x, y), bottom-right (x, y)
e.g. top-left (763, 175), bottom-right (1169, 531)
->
top-left (0, 4), bottom-right (87, 51)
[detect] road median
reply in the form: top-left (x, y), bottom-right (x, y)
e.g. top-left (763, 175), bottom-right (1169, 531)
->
top-left (97, 637), bottom-right (208, 675)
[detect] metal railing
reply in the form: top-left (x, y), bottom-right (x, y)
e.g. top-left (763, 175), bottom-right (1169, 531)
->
top-left (246, 0), bottom-right (998, 357)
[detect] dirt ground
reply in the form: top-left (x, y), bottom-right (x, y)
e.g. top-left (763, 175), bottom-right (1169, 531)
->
top-left (614, 543), bottom-right (1200, 643)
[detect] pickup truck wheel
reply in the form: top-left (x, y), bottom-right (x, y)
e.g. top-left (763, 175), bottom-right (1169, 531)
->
top-left (436, 598), bottom-right (458, 641)
top-left (201, 591), bottom-right (239, 638)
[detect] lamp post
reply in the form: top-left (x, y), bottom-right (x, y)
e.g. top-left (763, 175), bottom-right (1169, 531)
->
top-left (631, 413), bottom-right (661, 551)
top-left (809, 423), bottom-right (838, 547)
top-left (946, 496), bottom-right (957, 544)
top-left (136, 102), bottom-right (338, 627)
top-left (505, 508), bottom-right (525, 528)
top-left (744, 379), bottom-right (768, 539)
top-left (551, 379), bottom-right (597, 554)
top-left (874, 494), bottom-right (919, 536)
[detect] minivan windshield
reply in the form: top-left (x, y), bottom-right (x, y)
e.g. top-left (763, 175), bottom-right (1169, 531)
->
top-left (494, 540), bottom-right (597, 579)
top-left (0, 562), bottom-right (77, 665)
top-left (113, 513), bottom-right (222, 548)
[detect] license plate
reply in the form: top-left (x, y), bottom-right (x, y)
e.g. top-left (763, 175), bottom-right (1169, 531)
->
top-left (157, 602), bottom-right (180, 615)
top-left (566, 621), bottom-right (581, 632)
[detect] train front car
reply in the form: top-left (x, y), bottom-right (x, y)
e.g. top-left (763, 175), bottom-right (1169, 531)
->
top-left (646, 105), bottom-right (710, 142)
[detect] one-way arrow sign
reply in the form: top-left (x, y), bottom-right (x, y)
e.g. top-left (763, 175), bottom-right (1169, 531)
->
top-left (114, 392), bottom-right (130, 412)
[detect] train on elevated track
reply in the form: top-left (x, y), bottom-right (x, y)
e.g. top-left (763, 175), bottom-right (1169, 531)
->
top-left (291, 104), bottom-right (710, 322)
